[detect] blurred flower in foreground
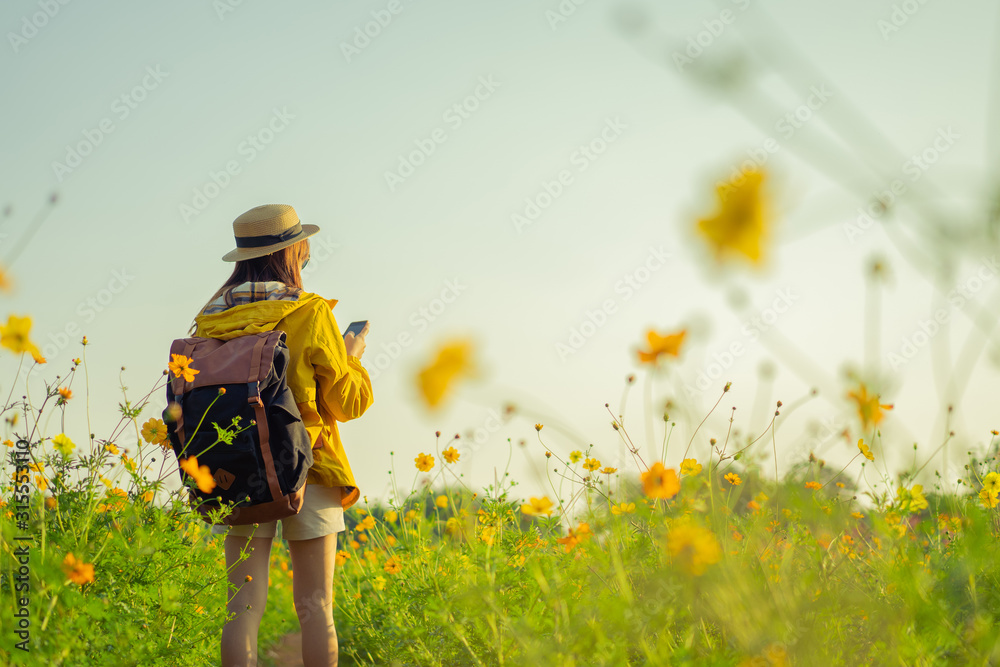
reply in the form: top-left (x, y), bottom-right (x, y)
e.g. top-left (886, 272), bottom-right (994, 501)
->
top-left (695, 167), bottom-right (769, 266)
top-left (637, 329), bottom-right (686, 365)
top-left (642, 462), bottom-right (680, 499)
top-left (416, 339), bottom-right (476, 409)
top-left (666, 521), bottom-right (721, 576)
top-left (62, 553), bottom-right (95, 586)
top-left (0, 314), bottom-right (42, 358)
top-left (847, 383), bottom-right (893, 431)
top-left (179, 455), bottom-right (216, 493)
top-left (520, 496), bottom-right (554, 516)
top-left (611, 502), bottom-right (635, 515)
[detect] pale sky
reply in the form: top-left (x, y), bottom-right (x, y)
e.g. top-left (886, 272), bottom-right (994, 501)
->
top-left (3, 0), bottom-right (1000, 506)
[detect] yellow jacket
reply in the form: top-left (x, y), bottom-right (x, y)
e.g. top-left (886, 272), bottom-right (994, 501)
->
top-left (193, 291), bottom-right (373, 509)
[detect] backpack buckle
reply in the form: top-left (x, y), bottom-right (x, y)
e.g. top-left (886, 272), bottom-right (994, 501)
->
top-left (247, 381), bottom-right (263, 407)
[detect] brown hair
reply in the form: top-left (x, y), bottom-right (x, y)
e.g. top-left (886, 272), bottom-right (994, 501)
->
top-left (188, 240), bottom-right (310, 334)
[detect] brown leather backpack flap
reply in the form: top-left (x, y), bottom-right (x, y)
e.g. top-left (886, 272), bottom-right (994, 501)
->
top-left (168, 331), bottom-right (282, 394)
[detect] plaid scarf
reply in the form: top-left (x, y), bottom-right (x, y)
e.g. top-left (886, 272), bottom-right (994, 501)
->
top-left (200, 281), bottom-right (303, 315)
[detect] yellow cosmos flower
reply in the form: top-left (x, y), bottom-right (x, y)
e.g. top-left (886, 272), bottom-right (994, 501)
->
top-left (637, 329), bottom-right (686, 365)
top-left (600, 466), bottom-right (618, 475)
top-left (896, 484), bottom-right (928, 513)
top-left (847, 383), bottom-right (893, 431)
top-left (335, 550), bottom-right (350, 567)
top-left (851, 511), bottom-right (865, 519)
top-left (583, 457), bottom-right (601, 472)
top-left (857, 438), bottom-right (875, 462)
top-left (104, 443), bottom-right (119, 455)
top-left (569, 451), bottom-right (583, 464)
top-left (983, 472), bottom-right (1000, 497)
top-left (442, 446), bottom-right (460, 464)
top-left (416, 339), bottom-right (476, 409)
top-left (0, 315), bottom-right (42, 358)
top-left (611, 502), bottom-right (636, 515)
top-left (121, 455), bottom-right (137, 473)
top-left (805, 481), bottom-right (822, 490)
top-left (695, 167), bottom-right (768, 265)
top-left (666, 521), bottom-right (722, 576)
top-left (642, 462), bottom-right (681, 499)
top-left (680, 458), bottom-right (702, 476)
top-left (358, 515), bottom-right (376, 531)
top-left (141, 418), bottom-right (169, 447)
top-left (373, 575), bottom-right (387, 591)
top-left (51, 433), bottom-right (74, 457)
top-left (167, 354), bottom-right (199, 382)
top-left (414, 453), bottom-right (435, 472)
top-left (385, 510), bottom-right (398, 523)
top-left (62, 553), bottom-right (95, 586)
top-left (384, 558), bottom-right (402, 575)
top-left (724, 472), bottom-right (742, 486)
top-left (57, 387), bottom-right (72, 402)
top-left (179, 455), bottom-right (216, 493)
top-left (435, 495), bottom-right (448, 509)
top-left (520, 496), bottom-right (555, 517)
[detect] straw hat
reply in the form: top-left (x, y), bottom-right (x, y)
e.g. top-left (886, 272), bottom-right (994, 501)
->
top-left (221, 204), bottom-right (320, 262)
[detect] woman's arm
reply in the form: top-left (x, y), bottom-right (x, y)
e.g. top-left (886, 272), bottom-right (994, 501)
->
top-left (308, 306), bottom-right (374, 422)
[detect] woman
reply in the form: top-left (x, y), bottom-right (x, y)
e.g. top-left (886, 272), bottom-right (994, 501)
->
top-left (190, 203), bottom-right (373, 667)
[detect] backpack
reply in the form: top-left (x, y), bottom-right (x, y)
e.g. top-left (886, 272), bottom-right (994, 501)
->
top-left (162, 329), bottom-right (314, 525)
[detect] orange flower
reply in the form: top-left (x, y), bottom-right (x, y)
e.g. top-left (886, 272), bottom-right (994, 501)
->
top-left (62, 553), bottom-right (95, 585)
top-left (167, 354), bottom-right (199, 383)
top-left (384, 558), bottom-right (402, 575)
top-left (641, 462), bottom-right (681, 499)
top-left (358, 515), bottom-right (376, 531)
top-left (57, 387), bottom-right (72, 402)
top-left (141, 418), bottom-right (169, 448)
top-left (335, 550), bottom-right (350, 567)
top-left (847, 383), bottom-right (893, 430)
top-left (637, 329), bottom-right (686, 364)
top-left (582, 457), bottom-right (601, 472)
top-left (805, 481), bottom-right (822, 490)
top-left (442, 446), bottom-right (460, 464)
top-left (724, 472), bottom-right (742, 486)
top-left (179, 455), bottom-right (216, 493)
top-left (556, 522), bottom-right (592, 553)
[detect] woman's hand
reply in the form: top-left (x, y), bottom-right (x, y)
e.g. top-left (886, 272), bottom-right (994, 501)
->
top-left (343, 322), bottom-right (370, 359)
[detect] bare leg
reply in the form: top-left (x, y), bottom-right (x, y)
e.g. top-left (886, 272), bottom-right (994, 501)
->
top-left (221, 535), bottom-right (273, 667)
top-left (287, 534), bottom-right (338, 666)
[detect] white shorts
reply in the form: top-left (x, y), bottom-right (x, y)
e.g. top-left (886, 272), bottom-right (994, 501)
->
top-left (210, 483), bottom-right (346, 541)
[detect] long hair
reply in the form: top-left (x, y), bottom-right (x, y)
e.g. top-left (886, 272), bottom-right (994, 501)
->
top-left (188, 239), bottom-right (310, 334)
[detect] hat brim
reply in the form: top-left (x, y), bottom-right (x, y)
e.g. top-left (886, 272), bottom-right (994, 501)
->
top-left (221, 224), bottom-right (321, 262)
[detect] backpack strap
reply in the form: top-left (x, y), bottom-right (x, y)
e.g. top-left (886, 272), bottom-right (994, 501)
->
top-left (249, 332), bottom-right (284, 502)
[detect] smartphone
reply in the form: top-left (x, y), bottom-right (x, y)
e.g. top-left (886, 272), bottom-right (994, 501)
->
top-left (343, 320), bottom-right (368, 338)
